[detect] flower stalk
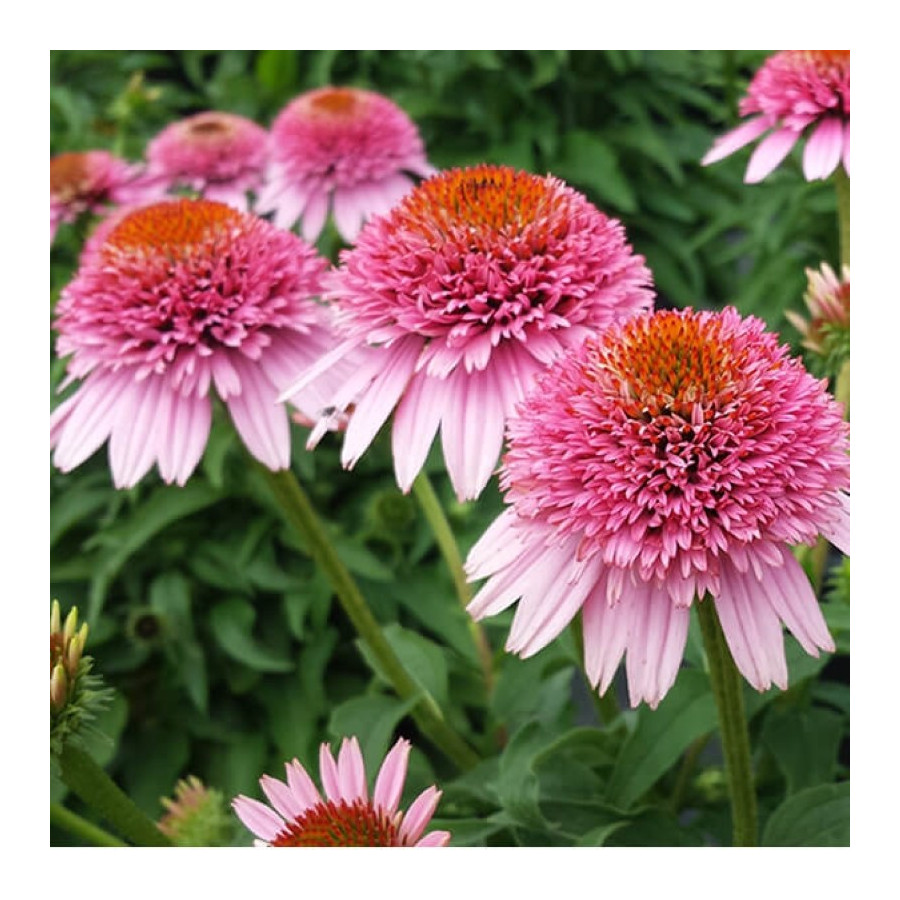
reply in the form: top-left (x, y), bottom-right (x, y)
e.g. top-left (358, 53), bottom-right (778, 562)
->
top-left (57, 743), bottom-right (172, 847)
top-left (258, 464), bottom-right (480, 771)
top-left (411, 471), bottom-right (494, 697)
top-left (50, 801), bottom-right (128, 847)
top-left (696, 597), bottom-right (758, 846)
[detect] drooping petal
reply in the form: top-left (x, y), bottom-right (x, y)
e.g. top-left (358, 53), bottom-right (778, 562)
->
top-left (285, 759), bottom-right (322, 811)
top-left (745, 127), bottom-right (802, 183)
top-left (465, 508), bottom-right (528, 581)
top-left (373, 738), bottom-right (411, 815)
top-left (260, 774), bottom-right (305, 821)
top-left (108, 374), bottom-right (167, 488)
top-left (582, 576), bottom-right (633, 697)
top-left (802, 117), bottom-right (844, 180)
top-left (392, 370), bottom-right (447, 492)
top-left (156, 387), bottom-right (212, 486)
top-left (232, 796), bottom-right (284, 842)
top-left (819, 491), bottom-right (850, 556)
top-left (701, 116), bottom-right (772, 166)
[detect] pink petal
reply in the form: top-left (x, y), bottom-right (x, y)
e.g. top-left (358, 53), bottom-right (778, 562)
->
top-left (336, 737), bottom-right (368, 803)
top-left (156, 388), bottom-right (212, 486)
top-left (373, 738), bottom-right (411, 815)
top-left (398, 786), bottom-right (441, 845)
top-left (582, 575), bottom-right (633, 696)
top-left (439, 364), bottom-right (506, 501)
top-left (277, 336), bottom-right (364, 403)
top-left (332, 185), bottom-right (365, 243)
top-left (225, 355), bottom-right (291, 470)
top-left (842, 120), bottom-right (850, 175)
top-left (465, 508), bottom-right (527, 580)
top-left (391, 370), bottom-right (446, 492)
top-left (108, 374), bottom-right (166, 488)
top-left (415, 830), bottom-right (451, 847)
top-left (802, 117), bottom-right (844, 180)
top-left (819, 491), bottom-right (849, 556)
top-left (701, 116), bottom-right (771, 166)
top-left (341, 335), bottom-right (422, 468)
top-left (260, 774), bottom-right (305, 821)
top-left (232, 796), bottom-right (284, 842)
top-left (745, 128), bottom-right (802, 183)
top-left (318, 743), bottom-right (342, 804)
top-left (285, 758), bottom-right (322, 811)
top-left (300, 189), bottom-right (330, 242)
top-left (715, 561), bottom-right (789, 692)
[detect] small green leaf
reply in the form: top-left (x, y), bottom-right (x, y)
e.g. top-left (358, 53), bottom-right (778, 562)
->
top-left (553, 130), bottom-right (637, 213)
top-left (763, 782), bottom-right (849, 846)
top-left (209, 596), bottom-right (294, 673)
top-left (494, 721), bottom-right (555, 830)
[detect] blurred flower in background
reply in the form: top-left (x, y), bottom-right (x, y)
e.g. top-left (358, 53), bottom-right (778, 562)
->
top-left (145, 111), bottom-right (269, 210)
top-left (50, 150), bottom-right (159, 244)
top-left (286, 164), bottom-right (654, 501)
top-left (702, 50), bottom-right (850, 183)
top-left (467, 307), bottom-right (850, 707)
top-left (233, 737), bottom-right (450, 847)
top-left (255, 86), bottom-right (434, 242)
top-left (50, 198), bottom-right (355, 487)
top-left (786, 262), bottom-right (850, 378)
top-left (158, 776), bottom-right (234, 846)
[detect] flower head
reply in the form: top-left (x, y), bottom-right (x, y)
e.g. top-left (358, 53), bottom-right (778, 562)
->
top-left (50, 600), bottom-right (111, 756)
top-left (50, 150), bottom-right (159, 243)
top-left (232, 737), bottom-right (450, 847)
top-left (786, 262), bottom-right (850, 374)
top-left (146, 111), bottom-right (269, 210)
top-left (255, 86), bottom-right (434, 242)
top-left (51, 198), bottom-right (354, 487)
top-left (466, 307), bottom-right (850, 708)
top-left (283, 164), bottom-right (653, 501)
top-left (702, 51), bottom-right (850, 183)
top-left (158, 776), bottom-right (233, 846)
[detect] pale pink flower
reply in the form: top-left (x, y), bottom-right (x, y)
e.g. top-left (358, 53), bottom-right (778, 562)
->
top-left (281, 164), bottom-right (654, 501)
top-left (255, 86), bottom-right (434, 243)
top-left (232, 737), bottom-right (450, 847)
top-left (51, 198), bottom-right (355, 488)
top-left (146, 111), bottom-right (269, 210)
top-left (466, 307), bottom-right (850, 708)
top-left (702, 51), bottom-right (850, 183)
top-left (50, 150), bottom-right (159, 244)
top-left (786, 262), bottom-right (850, 357)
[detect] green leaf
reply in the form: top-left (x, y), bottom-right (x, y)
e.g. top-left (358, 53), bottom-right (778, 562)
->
top-left (79, 691), bottom-right (128, 768)
top-left (553, 130), bottom-right (637, 213)
top-left (762, 782), bottom-right (849, 846)
top-left (429, 816), bottom-right (508, 846)
top-left (605, 668), bottom-right (717, 809)
top-left (255, 50), bottom-right (300, 95)
top-left (494, 721), bottom-right (555, 830)
top-left (328, 693), bottom-right (419, 767)
top-left (205, 731), bottom-right (270, 802)
top-left (761, 706), bottom-right (846, 794)
top-left (121, 726), bottom-right (191, 817)
top-left (50, 485), bottom-right (112, 547)
top-left (209, 596), bottom-right (294, 673)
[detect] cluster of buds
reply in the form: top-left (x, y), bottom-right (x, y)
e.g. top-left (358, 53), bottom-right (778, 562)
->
top-left (50, 600), bottom-right (109, 756)
top-left (158, 776), bottom-right (233, 847)
top-left (786, 262), bottom-right (850, 379)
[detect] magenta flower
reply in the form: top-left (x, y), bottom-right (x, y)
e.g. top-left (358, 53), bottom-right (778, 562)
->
top-left (466, 307), bottom-right (850, 708)
top-left (51, 198), bottom-right (354, 488)
top-left (232, 737), bottom-right (450, 847)
top-left (50, 150), bottom-right (159, 244)
top-left (702, 50), bottom-right (850, 183)
top-left (255, 86), bottom-right (434, 243)
top-left (282, 164), bottom-right (654, 501)
top-left (146, 111), bottom-right (269, 210)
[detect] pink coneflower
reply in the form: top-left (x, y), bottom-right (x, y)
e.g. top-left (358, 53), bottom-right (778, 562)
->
top-left (50, 150), bottom-right (158, 243)
top-left (232, 737), bottom-right (450, 847)
top-left (146, 111), bottom-right (269, 210)
top-left (255, 86), bottom-right (434, 242)
top-left (51, 198), bottom-right (354, 488)
top-left (282, 164), bottom-right (654, 501)
top-left (702, 51), bottom-right (850, 183)
top-left (466, 307), bottom-right (850, 708)
top-left (786, 261), bottom-right (850, 359)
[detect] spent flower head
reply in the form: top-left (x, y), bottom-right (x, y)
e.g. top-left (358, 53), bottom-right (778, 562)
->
top-left (702, 51), bottom-right (850, 183)
top-left (158, 776), bottom-right (233, 846)
top-left (233, 737), bottom-right (450, 847)
top-left (466, 307), bottom-right (850, 708)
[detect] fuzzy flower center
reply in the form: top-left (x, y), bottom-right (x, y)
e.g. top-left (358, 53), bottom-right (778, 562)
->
top-left (50, 153), bottom-right (90, 200)
top-left (307, 87), bottom-right (362, 117)
top-left (270, 799), bottom-right (401, 847)
top-left (186, 115), bottom-right (235, 139)
top-left (103, 199), bottom-right (242, 257)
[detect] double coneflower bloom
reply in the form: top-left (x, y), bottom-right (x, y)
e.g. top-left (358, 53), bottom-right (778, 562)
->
top-left (466, 307), bottom-right (850, 708)
top-left (51, 198), bottom-right (354, 487)
top-left (702, 50), bottom-right (850, 183)
top-left (286, 163), bottom-right (654, 501)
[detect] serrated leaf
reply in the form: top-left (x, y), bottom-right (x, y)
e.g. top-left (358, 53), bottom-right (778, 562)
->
top-left (209, 596), bottom-right (294, 673)
top-left (605, 669), bottom-right (717, 809)
top-left (762, 782), bottom-right (849, 846)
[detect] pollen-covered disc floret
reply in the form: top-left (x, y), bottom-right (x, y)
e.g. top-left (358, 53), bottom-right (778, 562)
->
top-left (255, 86), bottom-right (434, 242)
top-left (146, 111), bottom-right (269, 210)
top-left (50, 150), bottom-right (160, 244)
top-left (702, 51), bottom-right (850, 182)
top-left (51, 198), bottom-right (354, 488)
top-left (466, 307), bottom-right (850, 708)
top-left (232, 737), bottom-right (450, 848)
top-left (285, 164), bottom-right (653, 501)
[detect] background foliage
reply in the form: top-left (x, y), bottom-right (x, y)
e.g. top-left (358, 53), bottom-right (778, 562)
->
top-left (50, 50), bottom-right (848, 847)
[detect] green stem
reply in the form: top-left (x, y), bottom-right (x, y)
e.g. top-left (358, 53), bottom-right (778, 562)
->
top-left (258, 465), bottom-right (480, 771)
top-left (696, 598), bottom-right (758, 847)
top-left (51, 801), bottom-right (128, 847)
top-left (834, 168), bottom-right (850, 268)
top-left (57, 743), bottom-right (171, 846)
top-left (411, 472), bottom-right (494, 697)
